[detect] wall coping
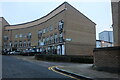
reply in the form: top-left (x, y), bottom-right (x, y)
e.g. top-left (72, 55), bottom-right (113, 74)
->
top-left (94, 46), bottom-right (120, 51)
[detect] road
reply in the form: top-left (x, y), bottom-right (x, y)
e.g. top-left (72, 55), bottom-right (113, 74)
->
top-left (2, 55), bottom-right (75, 80)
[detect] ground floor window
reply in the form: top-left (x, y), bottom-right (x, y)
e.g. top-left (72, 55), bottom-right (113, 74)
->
top-left (38, 44), bottom-right (65, 55)
top-left (57, 45), bottom-right (65, 55)
top-left (27, 41), bottom-right (31, 47)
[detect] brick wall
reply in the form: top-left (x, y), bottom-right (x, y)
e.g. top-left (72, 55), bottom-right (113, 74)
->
top-left (93, 47), bottom-right (120, 73)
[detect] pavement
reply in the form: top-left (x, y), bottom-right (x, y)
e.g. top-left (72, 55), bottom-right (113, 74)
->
top-left (56, 64), bottom-right (120, 80)
top-left (12, 55), bottom-right (120, 80)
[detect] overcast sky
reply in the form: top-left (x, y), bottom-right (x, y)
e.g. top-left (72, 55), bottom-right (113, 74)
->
top-left (0, 0), bottom-right (113, 39)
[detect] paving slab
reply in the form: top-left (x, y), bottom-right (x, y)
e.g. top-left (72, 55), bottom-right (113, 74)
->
top-left (58, 64), bottom-right (120, 79)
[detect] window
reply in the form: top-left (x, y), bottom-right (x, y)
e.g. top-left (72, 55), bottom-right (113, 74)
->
top-left (59, 33), bottom-right (63, 42)
top-left (38, 30), bottom-right (42, 38)
top-left (4, 36), bottom-right (8, 41)
top-left (28, 41), bottom-right (31, 47)
top-left (19, 34), bottom-right (23, 38)
top-left (48, 36), bottom-right (50, 44)
top-left (24, 34), bottom-right (27, 38)
top-left (46, 37), bottom-right (49, 45)
top-left (58, 20), bottom-right (64, 31)
top-left (19, 41), bottom-right (22, 47)
top-left (45, 37), bottom-right (48, 44)
top-left (50, 35), bottom-right (53, 44)
top-left (38, 40), bottom-right (41, 46)
top-left (43, 28), bottom-right (46, 33)
top-left (42, 38), bottom-right (45, 45)
top-left (15, 35), bottom-right (18, 38)
top-left (54, 34), bottom-right (58, 43)
top-left (49, 25), bottom-right (53, 31)
top-left (24, 41), bottom-right (26, 47)
top-left (14, 41), bottom-right (17, 47)
top-left (47, 27), bottom-right (50, 32)
top-left (4, 43), bottom-right (7, 47)
top-left (27, 33), bottom-right (32, 39)
top-left (46, 27), bottom-right (49, 33)
top-left (38, 30), bottom-right (42, 34)
top-left (39, 40), bottom-right (44, 46)
top-left (45, 37), bottom-right (48, 45)
top-left (52, 36), bottom-right (54, 43)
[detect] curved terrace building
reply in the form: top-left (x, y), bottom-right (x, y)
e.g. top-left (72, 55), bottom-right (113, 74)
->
top-left (0, 2), bottom-right (96, 55)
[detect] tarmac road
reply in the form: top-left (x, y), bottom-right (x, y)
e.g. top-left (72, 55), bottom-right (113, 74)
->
top-left (2, 55), bottom-right (75, 80)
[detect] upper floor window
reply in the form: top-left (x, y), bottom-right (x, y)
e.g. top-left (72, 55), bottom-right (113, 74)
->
top-left (50, 35), bottom-right (53, 44)
top-left (42, 38), bottom-right (45, 45)
top-left (54, 34), bottom-right (58, 43)
top-left (49, 25), bottom-right (53, 31)
top-left (4, 36), bottom-right (8, 41)
top-left (43, 28), bottom-right (46, 34)
top-left (38, 40), bottom-right (41, 46)
top-left (4, 43), bottom-right (7, 47)
top-left (19, 34), bottom-right (23, 38)
top-left (15, 35), bottom-right (18, 38)
top-left (59, 33), bottom-right (63, 42)
top-left (38, 30), bottom-right (42, 38)
top-left (47, 37), bottom-right (50, 45)
top-left (24, 34), bottom-right (27, 38)
top-left (46, 27), bottom-right (49, 33)
top-left (24, 41), bottom-right (26, 47)
top-left (27, 33), bottom-right (32, 39)
top-left (45, 37), bottom-right (48, 45)
top-left (58, 20), bottom-right (64, 31)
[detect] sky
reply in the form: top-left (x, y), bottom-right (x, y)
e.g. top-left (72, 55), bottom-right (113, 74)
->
top-left (0, 0), bottom-right (113, 39)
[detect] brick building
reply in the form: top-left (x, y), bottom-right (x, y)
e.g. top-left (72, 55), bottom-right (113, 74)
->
top-left (0, 2), bottom-right (96, 55)
top-left (0, 17), bottom-right (9, 53)
top-left (112, 1), bottom-right (120, 46)
top-left (99, 31), bottom-right (113, 43)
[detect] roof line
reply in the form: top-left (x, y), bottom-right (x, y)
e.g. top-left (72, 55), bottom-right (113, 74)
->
top-left (65, 2), bottom-right (96, 25)
top-left (5, 9), bottom-right (65, 30)
top-left (5, 2), bottom-right (67, 27)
